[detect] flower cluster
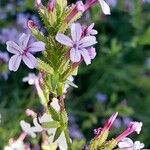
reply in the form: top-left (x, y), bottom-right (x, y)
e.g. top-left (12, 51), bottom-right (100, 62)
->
top-left (4, 0), bottom-right (146, 149)
top-left (89, 112), bottom-right (144, 150)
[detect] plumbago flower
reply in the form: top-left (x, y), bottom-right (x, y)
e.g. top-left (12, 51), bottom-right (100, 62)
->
top-left (6, 33), bottom-right (45, 71)
top-left (118, 138), bottom-right (144, 150)
top-left (56, 23), bottom-right (97, 65)
top-left (4, 133), bottom-right (27, 150)
top-left (20, 98), bottom-right (69, 150)
top-left (89, 112), bottom-right (144, 150)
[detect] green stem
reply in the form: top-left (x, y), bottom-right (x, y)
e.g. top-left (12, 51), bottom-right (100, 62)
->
top-left (64, 126), bottom-right (72, 150)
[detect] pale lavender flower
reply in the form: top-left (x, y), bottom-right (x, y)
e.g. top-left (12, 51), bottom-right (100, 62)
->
top-left (96, 92), bottom-right (107, 103)
top-left (6, 33), bottom-right (45, 71)
top-left (56, 23), bottom-right (97, 65)
top-left (113, 118), bottom-right (122, 128)
top-left (143, 0), bottom-right (150, 3)
top-left (0, 11), bottom-right (6, 20)
top-left (69, 124), bottom-right (84, 139)
top-left (22, 73), bottom-right (39, 85)
top-left (123, 117), bottom-right (133, 126)
top-left (85, 23), bottom-right (98, 36)
top-left (118, 138), bottom-right (144, 150)
top-left (107, 0), bottom-right (117, 7)
top-left (0, 52), bottom-right (9, 80)
top-left (0, 52), bottom-right (9, 63)
top-left (0, 28), bottom-right (20, 44)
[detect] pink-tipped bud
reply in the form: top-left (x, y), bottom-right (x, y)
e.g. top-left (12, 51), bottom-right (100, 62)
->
top-left (103, 112), bottom-right (118, 131)
top-left (94, 112), bottom-right (118, 138)
top-left (18, 132), bottom-right (27, 141)
top-left (26, 109), bottom-right (36, 117)
top-left (27, 20), bottom-right (38, 29)
top-left (116, 122), bottom-right (143, 142)
top-left (35, 0), bottom-right (43, 8)
top-left (47, 0), bottom-right (55, 12)
top-left (76, 1), bottom-right (85, 13)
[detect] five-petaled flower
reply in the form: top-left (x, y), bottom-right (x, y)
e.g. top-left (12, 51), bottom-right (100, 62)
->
top-left (56, 23), bottom-right (97, 65)
top-left (116, 122), bottom-right (143, 142)
top-left (118, 138), bottom-right (144, 150)
top-left (6, 33), bottom-right (45, 71)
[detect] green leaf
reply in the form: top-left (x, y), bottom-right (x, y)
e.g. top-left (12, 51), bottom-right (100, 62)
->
top-left (42, 121), bottom-right (60, 128)
top-left (49, 106), bottom-right (60, 121)
top-left (53, 127), bottom-right (63, 142)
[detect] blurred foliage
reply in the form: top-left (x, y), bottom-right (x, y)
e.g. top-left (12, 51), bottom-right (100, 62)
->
top-left (0, 0), bottom-right (150, 149)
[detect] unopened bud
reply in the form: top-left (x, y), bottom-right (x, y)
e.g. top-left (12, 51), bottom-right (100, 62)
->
top-left (47, 0), bottom-right (55, 12)
top-left (76, 1), bottom-right (85, 13)
top-left (35, 0), bottom-right (43, 8)
top-left (27, 20), bottom-right (38, 29)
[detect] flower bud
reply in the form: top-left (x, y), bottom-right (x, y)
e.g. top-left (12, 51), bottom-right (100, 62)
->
top-left (35, 0), bottom-right (42, 7)
top-left (47, 0), bottom-right (55, 12)
top-left (76, 1), bottom-right (85, 13)
top-left (116, 122), bottom-right (143, 142)
top-left (27, 20), bottom-right (38, 29)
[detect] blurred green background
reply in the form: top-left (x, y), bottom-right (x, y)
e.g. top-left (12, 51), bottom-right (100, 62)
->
top-left (0, 0), bottom-right (150, 149)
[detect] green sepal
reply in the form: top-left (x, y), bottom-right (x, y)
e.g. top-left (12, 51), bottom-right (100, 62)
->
top-left (30, 28), bottom-right (45, 42)
top-left (53, 127), bottom-right (63, 142)
top-left (42, 121), bottom-right (60, 129)
top-left (49, 105), bottom-right (60, 121)
top-left (37, 58), bottom-right (54, 75)
top-left (51, 74), bottom-right (59, 91)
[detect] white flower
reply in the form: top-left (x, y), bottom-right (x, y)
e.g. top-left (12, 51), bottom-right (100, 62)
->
top-left (22, 73), bottom-right (38, 85)
top-left (118, 138), bottom-right (144, 150)
top-left (4, 140), bottom-right (24, 150)
top-left (20, 120), bottom-right (37, 138)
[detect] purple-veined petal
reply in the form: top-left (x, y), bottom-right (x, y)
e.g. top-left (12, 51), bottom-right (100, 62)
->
top-left (19, 33), bottom-right (30, 49)
top-left (71, 23), bottom-right (82, 42)
top-left (79, 36), bottom-right (97, 48)
top-left (98, 0), bottom-right (111, 15)
top-left (90, 29), bottom-right (98, 35)
top-left (22, 52), bottom-right (36, 69)
top-left (70, 48), bottom-right (81, 62)
top-left (88, 23), bottom-right (95, 31)
top-left (9, 54), bottom-right (22, 71)
top-left (56, 33), bottom-right (73, 47)
top-left (28, 41), bottom-right (45, 52)
top-left (6, 41), bottom-right (22, 54)
top-left (88, 47), bottom-right (96, 59)
top-left (80, 48), bottom-right (91, 65)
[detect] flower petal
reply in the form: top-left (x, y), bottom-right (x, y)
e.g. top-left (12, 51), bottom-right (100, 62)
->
top-left (28, 41), bottom-right (45, 52)
top-left (98, 0), bottom-right (111, 15)
top-left (88, 47), bottom-right (96, 59)
top-left (19, 33), bottom-right (30, 49)
top-left (80, 48), bottom-right (91, 65)
top-left (71, 23), bottom-right (82, 42)
top-left (22, 53), bottom-right (36, 69)
top-left (79, 36), bottom-right (97, 48)
top-left (56, 33), bottom-right (73, 47)
top-left (118, 138), bottom-right (133, 148)
top-left (70, 48), bottom-right (81, 62)
top-left (6, 41), bottom-right (21, 54)
top-left (9, 55), bottom-right (22, 71)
